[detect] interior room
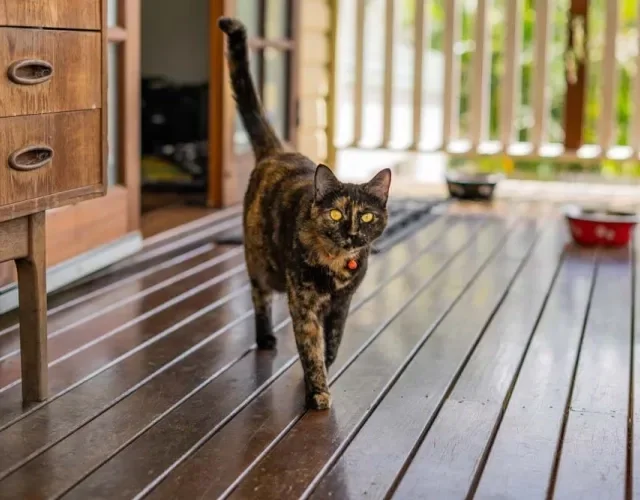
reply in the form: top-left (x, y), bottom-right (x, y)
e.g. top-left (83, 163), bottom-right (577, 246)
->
top-left (140, 0), bottom-right (210, 213)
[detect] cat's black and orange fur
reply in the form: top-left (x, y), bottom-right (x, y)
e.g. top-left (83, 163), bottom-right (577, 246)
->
top-left (218, 17), bottom-right (391, 410)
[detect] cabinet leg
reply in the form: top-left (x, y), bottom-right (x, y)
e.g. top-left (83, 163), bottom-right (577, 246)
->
top-left (15, 212), bottom-right (47, 403)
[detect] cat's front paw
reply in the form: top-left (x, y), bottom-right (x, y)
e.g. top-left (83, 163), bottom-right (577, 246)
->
top-left (307, 391), bottom-right (332, 410)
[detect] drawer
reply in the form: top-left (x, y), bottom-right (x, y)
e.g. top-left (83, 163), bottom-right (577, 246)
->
top-left (0, 110), bottom-right (103, 208)
top-left (0, 29), bottom-right (101, 118)
top-left (0, 1), bottom-right (101, 30)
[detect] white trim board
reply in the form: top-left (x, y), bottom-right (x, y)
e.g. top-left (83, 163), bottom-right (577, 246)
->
top-left (0, 232), bottom-right (143, 315)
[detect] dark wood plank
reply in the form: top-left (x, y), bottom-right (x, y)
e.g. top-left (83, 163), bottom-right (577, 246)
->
top-left (114, 214), bottom-right (242, 272)
top-left (57, 218), bottom-right (490, 499)
top-left (551, 249), bottom-right (632, 499)
top-left (385, 223), bottom-right (582, 499)
top-left (0, 240), bottom-right (219, 334)
top-left (50, 243), bottom-right (218, 315)
top-left (0, 252), bottom-right (247, 390)
top-left (140, 206), bottom-right (241, 250)
top-left (15, 212), bottom-right (47, 403)
top-left (69, 210), bottom-right (237, 289)
top-left (137, 220), bottom-right (510, 500)
top-left (0, 262), bottom-right (249, 429)
top-left (0, 211), bottom-right (253, 370)
top-left (43, 212), bottom-right (242, 302)
top-left (0, 243), bottom-right (218, 336)
top-left (0, 290), bottom-right (275, 480)
top-left (308, 219), bottom-right (564, 499)
top-left (221, 219), bottom-right (536, 500)
top-left (0, 246), bottom-right (241, 346)
top-left (0, 214), bottom-right (456, 498)
top-left (470, 249), bottom-right (597, 499)
top-left (0, 209), bottom-right (240, 331)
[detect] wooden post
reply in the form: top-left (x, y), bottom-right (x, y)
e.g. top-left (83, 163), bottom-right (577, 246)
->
top-left (562, 0), bottom-right (588, 152)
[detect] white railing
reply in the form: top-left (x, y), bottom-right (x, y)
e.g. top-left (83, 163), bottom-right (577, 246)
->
top-left (332, 0), bottom-right (639, 164)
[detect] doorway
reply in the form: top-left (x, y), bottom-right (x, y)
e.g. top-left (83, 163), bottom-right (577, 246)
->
top-left (139, 0), bottom-right (211, 218)
top-left (139, 0), bottom-right (299, 231)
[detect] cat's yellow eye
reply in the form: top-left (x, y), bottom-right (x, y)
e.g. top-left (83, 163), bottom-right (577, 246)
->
top-left (361, 213), bottom-right (374, 223)
top-left (330, 209), bottom-right (343, 221)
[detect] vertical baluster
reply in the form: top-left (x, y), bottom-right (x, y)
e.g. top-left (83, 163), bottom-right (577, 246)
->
top-left (599, 0), bottom-right (618, 154)
top-left (352, 0), bottom-right (366, 146)
top-left (411, 0), bottom-right (428, 150)
top-left (500, 0), bottom-right (522, 151)
top-left (381, 0), bottom-right (395, 147)
top-left (530, 0), bottom-right (550, 151)
top-left (470, 0), bottom-right (491, 149)
top-left (442, 0), bottom-right (461, 149)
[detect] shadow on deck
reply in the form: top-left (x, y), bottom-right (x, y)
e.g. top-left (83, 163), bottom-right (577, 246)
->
top-left (0, 202), bottom-right (636, 499)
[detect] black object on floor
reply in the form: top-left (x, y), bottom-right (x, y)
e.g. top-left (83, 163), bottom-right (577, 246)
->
top-left (212, 198), bottom-right (448, 254)
top-left (445, 171), bottom-right (503, 200)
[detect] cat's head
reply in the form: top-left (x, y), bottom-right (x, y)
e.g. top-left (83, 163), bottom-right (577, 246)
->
top-left (309, 164), bottom-right (391, 252)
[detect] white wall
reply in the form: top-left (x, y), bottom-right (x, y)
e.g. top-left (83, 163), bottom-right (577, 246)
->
top-left (141, 0), bottom-right (209, 84)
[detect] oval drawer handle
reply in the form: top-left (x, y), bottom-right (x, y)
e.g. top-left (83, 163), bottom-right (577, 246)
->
top-left (7, 59), bottom-right (54, 85)
top-left (9, 145), bottom-right (54, 172)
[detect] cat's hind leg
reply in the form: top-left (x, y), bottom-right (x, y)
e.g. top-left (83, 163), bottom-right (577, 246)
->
top-left (250, 279), bottom-right (276, 350)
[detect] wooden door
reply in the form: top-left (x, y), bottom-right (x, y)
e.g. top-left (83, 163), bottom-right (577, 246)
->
top-left (208, 0), bottom-right (299, 207)
top-left (0, 0), bottom-right (141, 287)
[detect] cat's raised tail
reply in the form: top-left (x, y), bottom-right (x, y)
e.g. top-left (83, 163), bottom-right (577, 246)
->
top-left (218, 17), bottom-right (282, 161)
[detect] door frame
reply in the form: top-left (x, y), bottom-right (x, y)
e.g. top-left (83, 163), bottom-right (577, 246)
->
top-left (208, 0), bottom-right (300, 208)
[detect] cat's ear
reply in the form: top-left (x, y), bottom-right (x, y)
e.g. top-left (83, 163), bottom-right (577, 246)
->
top-left (314, 164), bottom-right (341, 201)
top-left (364, 168), bottom-right (392, 204)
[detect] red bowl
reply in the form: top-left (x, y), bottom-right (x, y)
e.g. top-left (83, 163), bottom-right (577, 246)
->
top-left (563, 205), bottom-right (639, 247)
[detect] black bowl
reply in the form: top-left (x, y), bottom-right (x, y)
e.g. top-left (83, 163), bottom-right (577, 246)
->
top-left (445, 171), bottom-right (503, 200)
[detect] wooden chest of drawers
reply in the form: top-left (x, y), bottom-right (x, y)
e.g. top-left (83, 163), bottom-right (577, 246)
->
top-left (0, 0), bottom-right (107, 403)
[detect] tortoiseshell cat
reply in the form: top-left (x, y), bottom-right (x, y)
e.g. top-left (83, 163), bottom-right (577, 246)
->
top-left (218, 17), bottom-right (391, 410)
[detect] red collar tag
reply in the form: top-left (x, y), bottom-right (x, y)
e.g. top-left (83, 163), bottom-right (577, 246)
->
top-left (347, 259), bottom-right (358, 270)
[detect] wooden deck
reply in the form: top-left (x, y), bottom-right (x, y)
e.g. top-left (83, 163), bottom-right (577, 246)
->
top-left (0, 201), bottom-right (637, 499)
